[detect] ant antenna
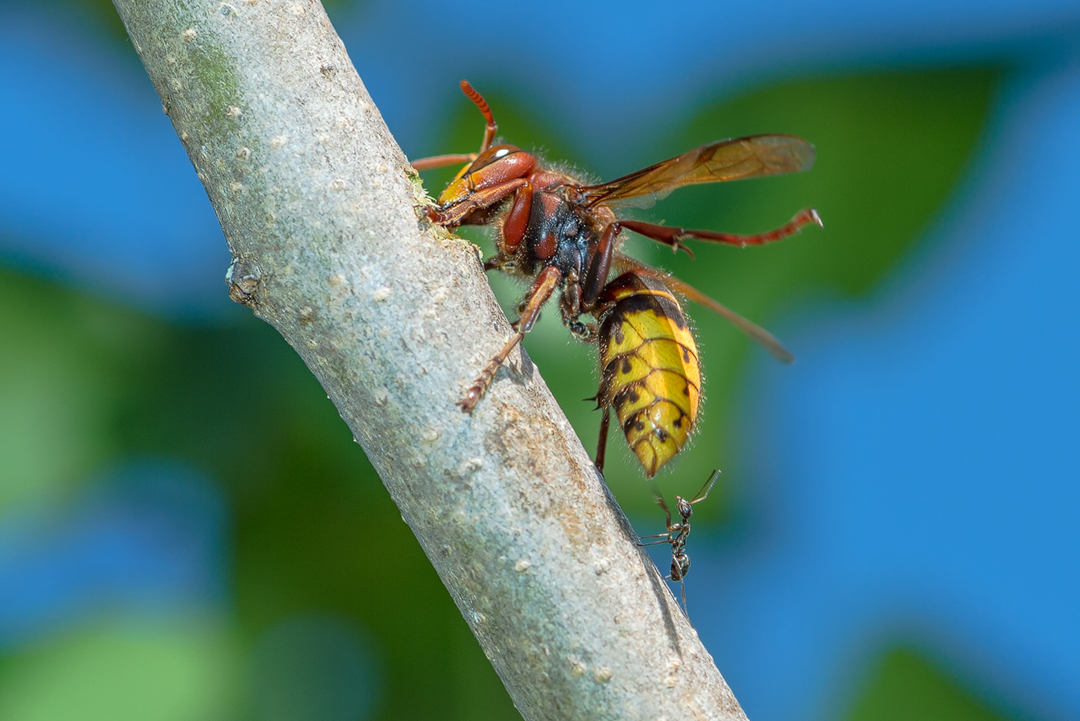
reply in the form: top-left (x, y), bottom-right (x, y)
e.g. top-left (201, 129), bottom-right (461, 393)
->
top-left (690, 468), bottom-right (721, 505)
top-left (460, 80), bottom-right (498, 154)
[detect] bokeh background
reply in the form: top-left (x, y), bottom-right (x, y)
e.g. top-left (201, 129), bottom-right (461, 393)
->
top-left (1, 0), bottom-right (1078, 719)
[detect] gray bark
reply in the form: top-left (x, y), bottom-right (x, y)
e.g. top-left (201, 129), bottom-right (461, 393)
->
top-left (111, 1), bottom-right (750, 718)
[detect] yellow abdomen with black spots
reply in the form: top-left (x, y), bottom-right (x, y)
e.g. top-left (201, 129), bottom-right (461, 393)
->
top-left (597, 273), bottom-right (701, 477)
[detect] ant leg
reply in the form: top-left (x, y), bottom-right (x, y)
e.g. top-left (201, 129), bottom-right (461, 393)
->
top-left (619, 208), bottom-right (822, 251)
top-left (460, 80), bottom-right (498, 153)
top-left (638, 483), bottom-right (676, 545)
top-left (458, 266), bottom-right (561, 412)
top-left (410, 153), bottom-right (478, 171)
top-left (649, 482), bottom-right (675, 530)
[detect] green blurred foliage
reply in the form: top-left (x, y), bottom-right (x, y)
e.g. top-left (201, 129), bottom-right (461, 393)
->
top-left (0, 270), bottom-right (163, 508)
top-left (0, 269), bottom-right (519, 721)
top-left (422, 67), bottom-right (1001, 521)
top-left (0, 617), bottom-right (237, 721)
top-left (845, 647), bottom-right (1028, 721)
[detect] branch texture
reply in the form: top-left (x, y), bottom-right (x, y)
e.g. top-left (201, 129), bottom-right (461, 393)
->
top-left (112, 1), bottom-right (750, 718)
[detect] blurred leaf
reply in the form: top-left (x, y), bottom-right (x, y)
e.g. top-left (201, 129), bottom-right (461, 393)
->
top-left (0, 270), bottom-right (163, 508)
top-left (669, 68), bottom-right (1003, 295)
top-left (844, 647), bottom-right (1027, 721)
top-left (0, 618), bottom-right (237, 721)
top-left (249, 615), bottom-right (379, 721)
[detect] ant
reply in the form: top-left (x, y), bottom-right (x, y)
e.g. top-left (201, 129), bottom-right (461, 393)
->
top-left (640, 469), bottom-right (720, 612)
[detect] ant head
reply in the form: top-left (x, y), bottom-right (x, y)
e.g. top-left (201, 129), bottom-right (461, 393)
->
top-left (676, 495), bottom-right (693, 520)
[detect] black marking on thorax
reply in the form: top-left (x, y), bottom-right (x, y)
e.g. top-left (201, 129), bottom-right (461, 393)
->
top-left (519, 191), bottom-right (595, 279)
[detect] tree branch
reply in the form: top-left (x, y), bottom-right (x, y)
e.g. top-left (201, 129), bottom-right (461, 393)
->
top-left (111, 1), bottom-right (750, 718)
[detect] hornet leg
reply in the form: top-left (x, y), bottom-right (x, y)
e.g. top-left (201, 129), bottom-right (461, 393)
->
top-left (458, 266), bottom-right (561, 412)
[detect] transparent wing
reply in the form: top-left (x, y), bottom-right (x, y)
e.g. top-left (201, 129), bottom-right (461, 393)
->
top-left (580, 134), bottom-right (815, 208)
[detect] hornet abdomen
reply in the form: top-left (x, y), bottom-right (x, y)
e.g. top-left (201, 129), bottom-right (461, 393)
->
top-left (597, 273), bottom-right (702, 477)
